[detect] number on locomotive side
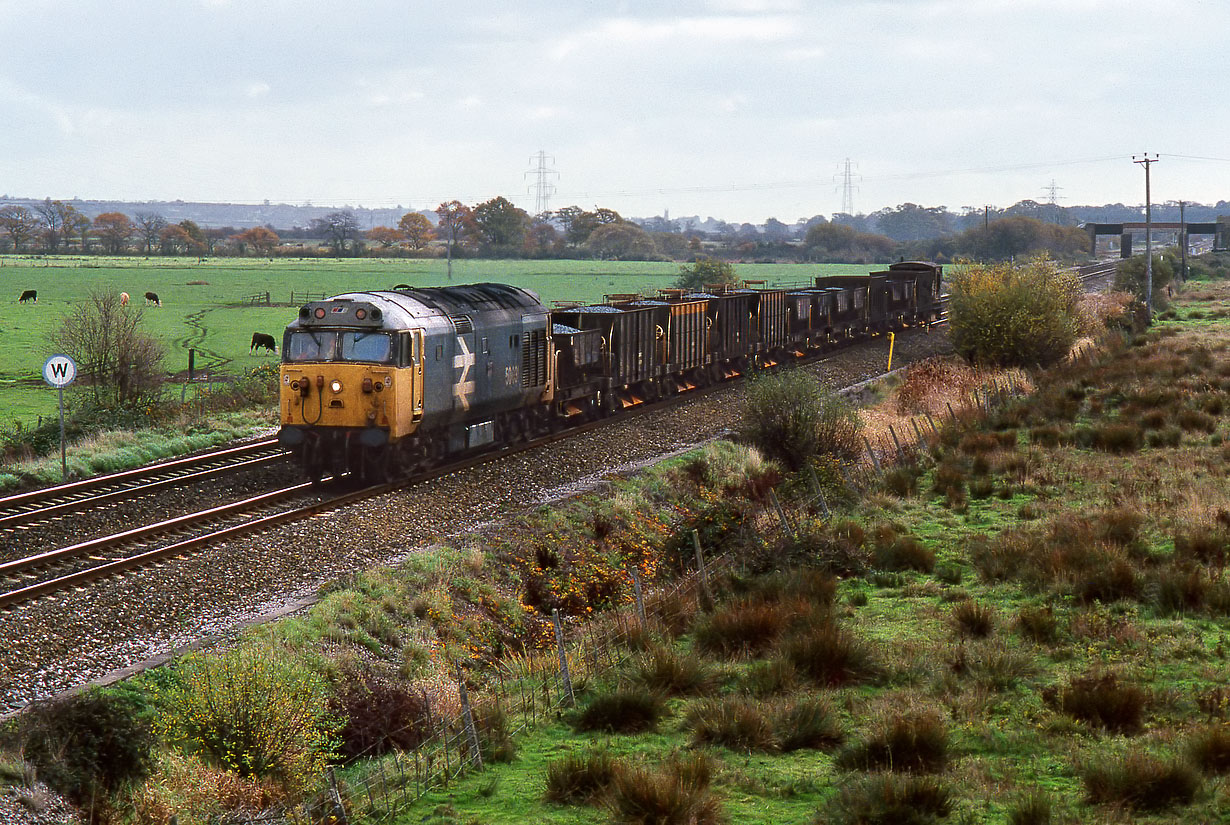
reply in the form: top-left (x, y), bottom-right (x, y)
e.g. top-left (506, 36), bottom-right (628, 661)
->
top-left (505, 365), bottom-right (519, 386)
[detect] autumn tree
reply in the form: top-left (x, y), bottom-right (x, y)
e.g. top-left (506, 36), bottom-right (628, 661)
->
top-left (178, 220), bottom-right (206, 254)
top-left (67, 210), bottom-right (92, 252)
top-left (587, 222), bottom-right (657, 260)
top-left (471, 195), bottom-right (530, 252)
top-left (134, 212), bottom-right (167, 255)
top-left (398, 212), bottom-right (435, 250)
top-left (159, 224), bottom-right (192, 255)
top-left (93, 212), bottom-right (135, 254)
top-left (435, 200), bottom-right (473, 280)
top-left (235, 226), bottom-right (280, 256)
top-left (523, 221), bottom-right (560, 258)
top-left (48, 290), bottom-right (165, 407)
top-left (367, 226), bottom-right (403, 249)
top-left (0, 205), bottom-right (39, 252)
top-left (567, 207), bottom-right (623, 246)
top-left (203, 227), bottom-right (230, 255)
top-left (676, 256), bottom-right (738, 291)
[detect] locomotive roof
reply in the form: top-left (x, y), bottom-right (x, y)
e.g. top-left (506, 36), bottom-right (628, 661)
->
top-left (325, 283), bottom-right (546, 321)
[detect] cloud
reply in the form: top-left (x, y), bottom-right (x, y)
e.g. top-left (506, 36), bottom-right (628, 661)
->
top-left (246, 82), bottom-right (271, 98)
top-left (552, 14), bottom-right (798, 60)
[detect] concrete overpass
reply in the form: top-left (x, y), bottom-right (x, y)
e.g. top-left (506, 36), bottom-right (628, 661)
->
top-left (1084, 221), bottom-right (1225, 258)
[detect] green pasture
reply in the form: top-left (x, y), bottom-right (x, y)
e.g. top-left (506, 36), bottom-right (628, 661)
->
top-left (0, 255), bottom-right (872, 424)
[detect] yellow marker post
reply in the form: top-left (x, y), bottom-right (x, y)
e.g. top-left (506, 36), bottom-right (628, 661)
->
top-left (887, 332), bottom-right (896, 372)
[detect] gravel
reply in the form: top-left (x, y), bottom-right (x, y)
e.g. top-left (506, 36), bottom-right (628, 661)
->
top-left (0, 328), bottom-right (952, 714)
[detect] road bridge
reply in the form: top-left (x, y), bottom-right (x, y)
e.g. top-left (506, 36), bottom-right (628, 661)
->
top-left (1084, 221), bottom-right (1225, 258)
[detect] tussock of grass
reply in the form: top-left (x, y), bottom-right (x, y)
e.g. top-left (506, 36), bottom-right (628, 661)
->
top-left (1080, 751), bottom-right (1201, 812)
top-left (822, 773), bottom-right (952, 825)
top-left (1047, 672), bottom-right (1147, 733)
top-left (572, 688), bottom-right (663, 734)
top-left (834, 707), bottom-right (950, 773)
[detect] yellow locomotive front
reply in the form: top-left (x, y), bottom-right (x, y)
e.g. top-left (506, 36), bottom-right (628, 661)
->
top-left (278, 298), bottom-right (424, 481)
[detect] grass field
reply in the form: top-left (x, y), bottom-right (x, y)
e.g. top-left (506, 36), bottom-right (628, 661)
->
top-left (0, 255), bottom-right (871, 425)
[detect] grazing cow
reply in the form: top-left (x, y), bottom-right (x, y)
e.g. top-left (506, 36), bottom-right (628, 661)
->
top-left (251, 332), bottom-right (278, 354)
top-left (144, 291), bottom-right (161, 306)
top-left (119, 292), bottom-right (130, 307)
top-left (18, 289), bottom-right (36, 303)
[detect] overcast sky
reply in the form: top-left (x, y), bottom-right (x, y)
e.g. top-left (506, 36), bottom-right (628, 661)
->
top-left (1, 0), bottom-right (1226, 223)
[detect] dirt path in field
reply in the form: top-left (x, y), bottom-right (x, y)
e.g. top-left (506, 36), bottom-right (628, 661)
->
top-left (174, 308), bottom-right (231, 373)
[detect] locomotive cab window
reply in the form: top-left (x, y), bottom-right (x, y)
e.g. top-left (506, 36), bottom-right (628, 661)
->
top-left (286, 331), bottom-right (338, 361)
top-left (340, 331), bottom-right (393, 363)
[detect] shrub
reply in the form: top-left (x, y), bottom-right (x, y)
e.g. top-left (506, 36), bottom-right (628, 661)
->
top-left (20, 688), bottom-right (156, 812)
top-left (874, 533), bottom-right (936, 574)
top-left (608, 760), bottom-right (724, 825)
top-left (783, 623), bottom-right (878, 686)
top-left (1016, 605), bottom-right (1060, 644)
top-left (739, 370), bottom-right (862, 470)
top-left (1007, 789), bottom-right (1052, 825)
top-left (948, 256), bottom-right (1081, 367)
top-left (684, 696), bottom-right (777, 751)
top-left (931, 462), bottom-right (966, 499)
top-left (693, 596), bottom-right (808, 658)
top-left (968, 476), bottom-right (994, 499)
top-left (1174, 524), bottom-right (1229, 566)
top-left (821, 774), bottom-right (951, 825)
top-left (328, 664), bottom-right (431, 760)
top-left (741, 658), bottom-right (799, 697)
top-left (1049, 672), bottom-right (1147, 733)
top-left (1081, 751), bottom-right (1200, 812)
top-left (572, 688), bottom-right (663, 734)
top-left (1029, 424), bottom-right (1064, 447)
top-left (630, 645), bottom-right (717, 696)
top-left (835, 708), bottom-right (950, 773)
top-left (1091, 422), bottom-right (1142, 453)
top-left (951, 600), bottom-right (995, 638)
top-left (884, 466), bottom-right (919, 497)
top-left (158, 645), bottom-right (337, 789)
top-left (544, 749), bottom-right (625, 805)
top-left (776, 695), bottom-right (844, 751)
top-left (1153, 564), bottom-right (1209, 615)
top-left (1177, 408), bottom-right (1217, 432)
top-left (1185, 724), bottom-right (1230, 774)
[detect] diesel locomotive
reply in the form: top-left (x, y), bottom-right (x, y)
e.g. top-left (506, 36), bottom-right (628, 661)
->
top-left (276, 262), bottom-right (942, 481)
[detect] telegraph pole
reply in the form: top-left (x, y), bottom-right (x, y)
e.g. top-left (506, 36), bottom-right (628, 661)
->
top-left (1133, 153), bottom-right (1158, 322)
top-left (1179, 199), bottom-right (1187, 283)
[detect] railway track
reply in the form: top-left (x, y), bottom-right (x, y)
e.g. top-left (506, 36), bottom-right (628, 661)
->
top-left (0, 260), bottom-right (1121, 611)
top-left (0, 438), bottom-right (287, 532)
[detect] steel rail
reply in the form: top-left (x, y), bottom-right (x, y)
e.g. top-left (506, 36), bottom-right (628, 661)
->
top-left (0, 438), bottom-right (283, 514)
top-left (0, 453), bottom-right (288, 530)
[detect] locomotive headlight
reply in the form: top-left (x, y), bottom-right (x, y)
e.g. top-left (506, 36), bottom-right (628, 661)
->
top-left (330, 379), bottom-right (343, 394)
top-left (355, 308), bottom-right (367, 320)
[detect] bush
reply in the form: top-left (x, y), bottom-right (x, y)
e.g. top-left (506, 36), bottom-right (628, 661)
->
top-left (1081, 751), bottom-right (1200, 812)
top-left (783, 622), bottom-right (878, 686)
top-left (874, 533), bottom-right (935, 573)
top-left (835, 708), bottom-right (950, 773)
top-left (776, 695), bottom-right (844, 752)
top-left (821, 774), bottom-right (952, 825)
top-left (608, 759), bottom-right (724, 825)
top-left (629, 645), bottom-right (717, 696)
top-left (1007, 789), bottom-right (1052, 825)
top-left (951, 600), bottom-right (995, 638)
top-left (693, 597), bottom-right (807, 658)
top-left (328, 664), bottom-right (431, 761)
top-left (1091, 422), bottom-right (1142, 453)
top-left (739, 370), bottom-right (862, 470)
top-left (545, 750), bottom-right (625, 805)
top-left (948, 257), bottom-right (1081, 367)
top-left (21, 688), bottom-right (156, 813)
top-left (1049, 672), bottom-right (1147, 733)
top-left (1185, 724), bottom-right (1230, 774)
top-left (683, 696), bottom-right (777, 751)
top-left (158, 645), bottom-right (337, 790)
top-left (1016, 605), bottom-right (1060, 643)
top-left (572, 688), bottom-right (663, 734)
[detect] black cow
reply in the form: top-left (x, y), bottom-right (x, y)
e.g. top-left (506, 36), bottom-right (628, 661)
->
top-left (251, 332), bottom-right (278, 354)
top-left (144, 291), bottom-right (161, 306)
top-left (18, 290), bottom-right (36, 303)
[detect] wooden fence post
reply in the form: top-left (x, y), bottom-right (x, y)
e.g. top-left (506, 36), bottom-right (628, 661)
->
top-left (888, 424), bottom-right (905, 461)
top-left (552, 609), bottom-right (576, 707)
top-left (457, 666), bottom-right (484, 771)
top-left (628, 566), bottom-right (647, 625)
top-left (691, 529), bottom-right (714, 600)
top-left (863, 436), bottom-right (882, 474)
top-left (808, 465), bottom-right (831, 518)
top-left (767, 491), bottom-right (795, 540)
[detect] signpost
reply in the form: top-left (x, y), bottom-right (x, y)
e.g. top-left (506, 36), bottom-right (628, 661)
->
top-left (42, 354), bottom-right (77, 481)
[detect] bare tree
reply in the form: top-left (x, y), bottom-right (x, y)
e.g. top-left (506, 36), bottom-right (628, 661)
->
top-left (310, 211), bottom-right (361, 257)
top-left (35, 198), bottom-right (80, 252)
top-left (48, 291), bottom-right (165, 406)
top-left (134, 212), bottom-right (167, 255)
top-left (0, 205), bottom-right (39, 252)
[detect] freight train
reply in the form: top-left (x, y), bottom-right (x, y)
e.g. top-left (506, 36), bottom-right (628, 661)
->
top-left (276, 261), bottom-right (942, 481)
